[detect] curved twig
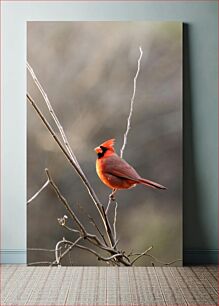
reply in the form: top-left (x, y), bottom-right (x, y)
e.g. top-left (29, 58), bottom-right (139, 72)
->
top-left (120, 46), bottom-right (143, 158)
top-left (55, 237), bottom-right (82, 266)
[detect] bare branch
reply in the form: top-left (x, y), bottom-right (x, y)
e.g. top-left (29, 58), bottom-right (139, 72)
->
top-left (45, 168), bottom-right (131, 266)
top-left (46, 169), bottom-right (109, 253)
top-left (27, 179), bottom-right (49, 205)
top-left (120, 46), bottom-right (143, 158)
top-left (27, 62), bottom-right (81, 170)
top-left (46, 169), bottom-right (120, 262)
top-left (61, 239), bottom-right (129, 265)
top-left (26, 65), bottom-right (117, 249)
top-left (45, 170), bottom-right (119, 261)
top-left (50, 238), bottom-right (112, 266)
top-left (75, 244), bottom-right (126, 264)
top-left (27, 93), bottom-right (115, 248)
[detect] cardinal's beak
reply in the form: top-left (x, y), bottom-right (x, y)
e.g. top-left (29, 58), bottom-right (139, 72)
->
top-left (94, 146), bottom-right (102, 154)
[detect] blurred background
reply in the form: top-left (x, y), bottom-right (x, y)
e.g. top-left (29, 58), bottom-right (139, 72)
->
top-left (27, 21), bottom-right (182, 266)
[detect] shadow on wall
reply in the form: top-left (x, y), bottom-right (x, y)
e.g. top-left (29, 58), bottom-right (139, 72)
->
top-left (183, 24), bottom-right (207, 263)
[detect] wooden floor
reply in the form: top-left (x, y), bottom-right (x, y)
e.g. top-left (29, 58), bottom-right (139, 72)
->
top-left (1, 265), bottom-right (218, 305)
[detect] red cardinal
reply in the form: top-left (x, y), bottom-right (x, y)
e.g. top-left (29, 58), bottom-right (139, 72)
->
top-left (95, 139), bottom-right (166, 191)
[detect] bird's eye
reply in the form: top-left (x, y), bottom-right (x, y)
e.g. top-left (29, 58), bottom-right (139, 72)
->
top-left (100, 146), bottom-right (107, 152)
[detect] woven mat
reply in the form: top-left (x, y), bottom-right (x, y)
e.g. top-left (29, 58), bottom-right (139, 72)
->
top-left (1, 265), bottom-right (218, 305)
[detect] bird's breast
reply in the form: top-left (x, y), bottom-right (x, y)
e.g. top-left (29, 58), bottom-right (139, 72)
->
top-left (96, 159), bottom-right (107, 183)
top-left (96, 158), bottom-right (137, 190)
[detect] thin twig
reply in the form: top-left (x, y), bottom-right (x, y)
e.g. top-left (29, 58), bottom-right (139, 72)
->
top-left (45, 168), bottom-right (86, 236)
top-left (88, 215), bottom-right (108, 246)
top-left (57, 215), bottom-right (81, 234)
top-left (105, 197), bottom-right (112, 215)
top-left (27, 179), bottom-right (49, 204)
top-left (62, 224), bottom-right (81, 234)
top-left (145, 255), bottom-right (182, 266)
top-left (28, 261), bottom-right (52, 266)
top-left (112, 239), bottom-right (119, 249)
top-left (120, 46), bottom-right (143, 158)
top-left (77, 202), bottom-right (108, 245)
top-left (130, 246), bottom-right (182, 266)
top-left (131, 246), bottom-right (153, 265)
top-left (106, 189), bottom-right (117, 214)
top-left (113, 201), bottom-right (118, 242)
top-left (28, 247), bottom-right (62, 252)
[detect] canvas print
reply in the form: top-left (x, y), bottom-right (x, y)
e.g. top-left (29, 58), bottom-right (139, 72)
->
top-left (27, 22), bottom-right (182, 266)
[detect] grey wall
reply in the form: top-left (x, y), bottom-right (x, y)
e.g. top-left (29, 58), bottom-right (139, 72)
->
top-left (1, 1), bottom-right (218, 264)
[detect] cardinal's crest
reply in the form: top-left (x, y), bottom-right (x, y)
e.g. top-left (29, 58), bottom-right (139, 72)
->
top-left (100, 139), bottom-right (115, 149)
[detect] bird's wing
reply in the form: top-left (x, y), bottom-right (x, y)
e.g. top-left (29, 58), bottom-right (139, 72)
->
top-left (102, 154), bottom-right (141, 182)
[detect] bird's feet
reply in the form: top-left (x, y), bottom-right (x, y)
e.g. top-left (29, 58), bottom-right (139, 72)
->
top-left (110, 189), bottom-right (117, 201)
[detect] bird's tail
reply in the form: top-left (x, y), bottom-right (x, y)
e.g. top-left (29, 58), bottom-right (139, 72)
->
top-left (139, 178), bottom-right (166, 190)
